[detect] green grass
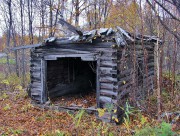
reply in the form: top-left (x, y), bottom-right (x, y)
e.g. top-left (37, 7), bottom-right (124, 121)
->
top-left (0, 58), bottom-right (15, 64)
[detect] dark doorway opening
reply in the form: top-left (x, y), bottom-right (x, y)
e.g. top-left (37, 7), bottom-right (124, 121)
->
top-left (46, 57), bottom-right (97, 107)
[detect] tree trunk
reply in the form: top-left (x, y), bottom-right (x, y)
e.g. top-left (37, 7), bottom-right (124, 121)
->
top-left (49, 0), bottom-right (53, 37)
top-left (28, 0), bottom-right (33, 44)
top-left (20, 0), bottom-right (25, 87)
top-left (75, 0), bottom-right (80, 27)
top-left (6, 0), bottom-right (13, 75)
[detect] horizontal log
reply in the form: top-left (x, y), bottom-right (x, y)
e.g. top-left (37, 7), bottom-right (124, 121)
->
top-left (31, 72), bottom-right (41, 78)
top-left (34, 103), bottom-right (98, 113)
top-left (31, 77), bottom-right (41, 82)
top-left (99, 96), bottom-right (117, 104)
top-left (44, 54), bottom-right (98, 61)
top-left (30, 62), bottom-right (41, 67)
top-left (31, 92), bottom-right (41, 96)
top-left (100, 67), bottom-right (117, 75)
top-left (100, 83), bottom-right (118, 90)
top-left (100, 61), bottom-right (117, 67)
top-left (37, 48), bottom-right (91, 54)
top-left (31, 88), bottom-right (41, 93)
top-left (100, 51), bottom-right (117, 57)
top-left (99, 77), bottom-right (117, 83)
top-left (99, 57), bottom-right (117, 61)
top-left (52, 40), bottom-right (115, 48)
top-left (30, 84), bottom-right (42, 89)
top-left (30, 67), bottom-right (41, 72)
top-left (100, 90), bottom-right (118, 97)
top-left (31, 82), bottom-right (42, 87)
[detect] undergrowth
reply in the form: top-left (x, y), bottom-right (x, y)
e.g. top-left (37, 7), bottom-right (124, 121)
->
top-left (0, 72), bottom-right (179, 135)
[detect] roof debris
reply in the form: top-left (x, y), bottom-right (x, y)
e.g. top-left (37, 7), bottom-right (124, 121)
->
top-left (10, 27), bottom-right (161, 51)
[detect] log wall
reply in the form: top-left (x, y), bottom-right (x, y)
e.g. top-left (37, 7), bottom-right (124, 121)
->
top-left (30, 39), bottom-right (155, 122)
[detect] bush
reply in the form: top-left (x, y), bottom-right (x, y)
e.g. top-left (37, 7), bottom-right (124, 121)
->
top-left (135, 122), bottom-right (176, 136)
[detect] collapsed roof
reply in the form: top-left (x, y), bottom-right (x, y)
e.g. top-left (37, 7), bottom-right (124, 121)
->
top-left (11, 26), bottom-right (161, 51)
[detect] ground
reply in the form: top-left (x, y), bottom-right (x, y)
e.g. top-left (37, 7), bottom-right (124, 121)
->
top-left (0, 73), bottom-right (179, 136)
top-left (0, 91), bottom-right (120, 136)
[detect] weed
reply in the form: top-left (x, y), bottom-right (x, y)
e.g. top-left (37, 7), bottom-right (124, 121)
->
top-left (0, 92), bottom-right (9, 99)
top-left (55, 130), bottom-right (65, 136)
top-left (36, 116), bottom-right (45, 122)
top-left (10, 128), bottom-right (23, 135)
top-left (122, 101), bottom-right (138, 123)
top-left (44, 130), bottom-right (69, 136)
top-left (21, 103), bottom-right (33, 112)
top-left (3, 104), bottom-right (11, 111)
top-left (68, 110), bottom-right (85, 128)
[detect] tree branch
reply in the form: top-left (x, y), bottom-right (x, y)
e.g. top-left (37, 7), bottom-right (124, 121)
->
top-left (146, 0), bottom-right (180, 41)
top-left (154, 0), bottom-right (180, 22)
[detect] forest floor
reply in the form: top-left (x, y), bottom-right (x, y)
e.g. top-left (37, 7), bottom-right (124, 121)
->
top-left (0, 73), bottom-right (180, 136)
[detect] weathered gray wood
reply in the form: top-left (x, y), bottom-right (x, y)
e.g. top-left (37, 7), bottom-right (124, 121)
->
top-left (96, 59), bottom-right (100, 108)
top-left (100, 90), bottom-right (118, 97)
top-left (31, 82), bottom-right (41, 86)
top-left (28, 28), bottom-right (157, 123)
top-left (41, 59), bottom-right (47, 103)
top-left (11, 43), bottom-right (41, 51)
top-left (31, 92), bottom-right (40, 96)
top-left (99, 77), bottom-right (118, 83)
top-left (99, 96), bottom-right (117, 104)
top-left (30, 85), bottom-right (42, 90)
top-left (31, 76), bottom-right (41, 81)
top-left (44, 54), bottom-right (98, 61)
top-left (100, 83), bottom-right (118, 90)
top-left (100, 61), bottom-right (117, 67)
top-left (100, 67), bottom-right (117, 75)
top-left (30, 67), bottom-right (41, 71)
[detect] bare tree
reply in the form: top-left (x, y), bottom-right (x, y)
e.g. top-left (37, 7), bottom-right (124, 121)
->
top-left (3, 0), bottom-right (13, 74)
top-left (146, 0), bottom-right (180, 41)
top-left (27, 0), bottom-right (34, 44)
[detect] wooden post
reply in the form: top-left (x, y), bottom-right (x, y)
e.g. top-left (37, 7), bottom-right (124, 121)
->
top-left (96, 58), bottom-right (100, 108)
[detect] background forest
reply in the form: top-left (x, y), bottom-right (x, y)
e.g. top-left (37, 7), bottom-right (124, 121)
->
top-left (0, 0), bottom-right (179, 135)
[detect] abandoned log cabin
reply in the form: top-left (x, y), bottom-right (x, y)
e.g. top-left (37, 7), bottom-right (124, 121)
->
top-left (30, 27), bottom-right (159, 122)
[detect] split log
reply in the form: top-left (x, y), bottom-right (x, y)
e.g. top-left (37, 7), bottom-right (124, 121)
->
top-left (100, 83), bottom-right (118, 90)
top-left (100, 89), bottom-right (118, 97)
top-left (99, 96), bottom-right (117, 104)
top-left (99, 77), bottom-right (117, 83)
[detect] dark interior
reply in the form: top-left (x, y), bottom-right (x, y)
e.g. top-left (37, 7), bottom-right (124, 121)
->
top-left (46, 57), bottom-right (96, 99)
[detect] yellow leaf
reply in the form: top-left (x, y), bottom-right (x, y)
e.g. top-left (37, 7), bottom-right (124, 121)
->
top-left (123, 81), bottom-right (126, 84)
top-left (112, 116), bottom-right (119, 122)
top-left (115, 118), bottom-right (119, 122)
top-left (97, 108), bottom-right (106, 117)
